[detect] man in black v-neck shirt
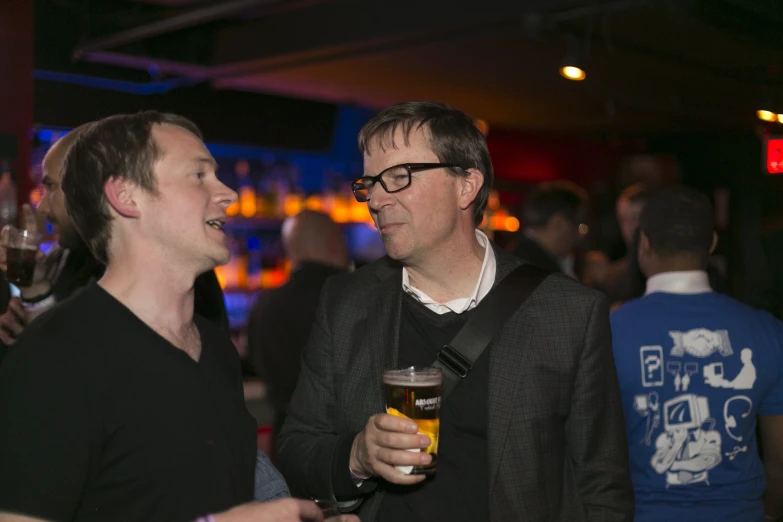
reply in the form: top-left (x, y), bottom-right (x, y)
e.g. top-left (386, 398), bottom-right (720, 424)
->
top-left (0, 112), bottom-right (351, 522)
top-left (0, 284), bottom-right (256, 521)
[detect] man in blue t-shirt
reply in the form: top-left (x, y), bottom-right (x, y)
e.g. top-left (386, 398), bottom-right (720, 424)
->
top-left (611, 186), bottom-right (783, 522)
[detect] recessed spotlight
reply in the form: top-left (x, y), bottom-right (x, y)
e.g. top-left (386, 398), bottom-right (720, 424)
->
top-left (559, 65), bottom-right (586, 81)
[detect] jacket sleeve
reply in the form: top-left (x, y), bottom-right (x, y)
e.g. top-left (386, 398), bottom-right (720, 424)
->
top-left (275, 278), bottom-right (375, 504)
top-left (565, 294), bottom-right (635, 520)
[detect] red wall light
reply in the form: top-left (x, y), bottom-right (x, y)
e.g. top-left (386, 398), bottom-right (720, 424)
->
top-left (767, 138), bottom-right (783, 174)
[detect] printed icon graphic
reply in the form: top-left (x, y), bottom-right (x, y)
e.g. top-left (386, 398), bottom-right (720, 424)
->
top-left (633, 392), bottom-right (661, 446)
top-left (682, 363), bottom-right (699, 392)
top-left (641, 346), bottom-right (664, 387)
top-left (667, 361), bottom-right (682, 392)
top-left (725, 445), bottom-right (748, 461)
top-left (669, 329), bottom-right (733, 358)
top-left (651, 394), bottom-right (722, 487)
top-left (703, 348), bottom-right (756, 390)
top-left (723, 395), bottom-right (752, 442)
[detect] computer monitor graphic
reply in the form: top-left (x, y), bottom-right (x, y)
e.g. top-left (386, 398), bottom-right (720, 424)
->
top-left (663, 394), bottom-right (710, 431)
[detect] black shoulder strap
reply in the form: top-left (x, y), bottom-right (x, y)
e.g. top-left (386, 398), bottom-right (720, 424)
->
top-left (433, 263), bottom-right (550, 399)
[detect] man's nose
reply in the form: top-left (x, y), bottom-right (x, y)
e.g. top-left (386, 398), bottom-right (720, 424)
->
top-left (367, 182), bottom-right (394, 211)
top-left (37, 195), bottom-right (50, 214)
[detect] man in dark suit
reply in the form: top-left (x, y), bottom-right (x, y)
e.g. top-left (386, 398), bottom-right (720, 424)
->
top-left (277, 101), bottom-right (634, 521)
top-left (512, 180), bottom-right (588, 276)
top-left (247, 209), bottom-right (350, 458)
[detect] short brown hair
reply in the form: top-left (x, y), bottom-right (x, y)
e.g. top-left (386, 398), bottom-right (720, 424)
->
top-left (358, 101), bottom-right (493, 226)
top-left (62, 111), bottom-right (202, 264)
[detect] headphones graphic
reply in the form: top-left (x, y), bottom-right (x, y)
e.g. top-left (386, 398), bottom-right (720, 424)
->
top-left (723, 396), bottom-right (752, 441)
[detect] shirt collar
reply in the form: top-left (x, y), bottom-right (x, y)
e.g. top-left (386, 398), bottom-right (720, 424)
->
top-left (401, 229), bottom-right (496, 314)
top-left (645, 270), bottom-right (712, 296)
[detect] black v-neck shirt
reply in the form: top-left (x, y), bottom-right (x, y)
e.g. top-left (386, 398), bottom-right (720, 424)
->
top-left (0, 284), bottom-right (256, 522)
top-left (377, 292), bottom-right (490, 522)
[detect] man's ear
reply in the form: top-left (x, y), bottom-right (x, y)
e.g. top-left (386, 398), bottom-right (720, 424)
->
top-left (710, 231), bottom-right (718, 254)
top-left (103, 176), bottom-right (141, 218)
top-left (458, 168), bottom-right (484, 212)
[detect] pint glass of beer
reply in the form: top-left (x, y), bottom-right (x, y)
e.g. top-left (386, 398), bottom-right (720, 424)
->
top-left (1, 225), bottom-right (41, 287)
top-left (383, 366), bottom-right (442, 475)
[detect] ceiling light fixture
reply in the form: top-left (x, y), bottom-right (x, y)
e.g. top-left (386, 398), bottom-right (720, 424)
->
top-left (559, 31), bottom-right (588, 82)
top-left (757, 109), bottom-right (776, 122)
top-left (560, 65), bottom-right (586, 81)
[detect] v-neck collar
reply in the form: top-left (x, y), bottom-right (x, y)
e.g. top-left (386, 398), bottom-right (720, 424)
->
top-left (92, 284), bottom-right (207, 365)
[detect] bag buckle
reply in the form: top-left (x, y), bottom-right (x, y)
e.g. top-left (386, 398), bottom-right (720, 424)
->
top-left (436, 344), bottom-right (472, 378)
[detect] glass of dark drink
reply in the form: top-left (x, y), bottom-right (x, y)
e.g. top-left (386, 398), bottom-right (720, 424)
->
top-left (383, 366), bottom-right (442, 475)
top-left (1, 225), bottom-right (42, 287)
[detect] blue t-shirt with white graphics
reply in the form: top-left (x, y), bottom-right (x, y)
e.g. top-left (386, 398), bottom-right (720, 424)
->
top-left (611, 291), bottom-right (783, 522)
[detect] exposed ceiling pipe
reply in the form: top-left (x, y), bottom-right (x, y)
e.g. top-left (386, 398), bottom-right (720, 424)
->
top-left (549, 0), bottom-right (649, 22)
top-left (73, 0), bottom-right (328, 60)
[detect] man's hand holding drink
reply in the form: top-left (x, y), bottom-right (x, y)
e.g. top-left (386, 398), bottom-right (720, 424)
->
top-left (349, 412), bottom-right (433, 485)
top-left (349, 366), bottom-right (442, 485)
top-left (0, 204), bottom-right (51, 345)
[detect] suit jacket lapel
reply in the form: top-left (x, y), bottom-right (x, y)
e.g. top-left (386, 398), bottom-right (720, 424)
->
top-left (365, 259), bottom-right (403, 410)
top-left (487, 247), bottom-right (538, 493)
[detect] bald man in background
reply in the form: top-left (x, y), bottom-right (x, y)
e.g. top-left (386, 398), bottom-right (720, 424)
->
top-left (247, 210), bottom-right (351, 459)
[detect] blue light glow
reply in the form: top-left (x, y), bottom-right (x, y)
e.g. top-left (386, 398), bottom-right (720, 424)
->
top-left (246, 236), bottom-right (261, 250)
top-left (34, 69), bottom-right (194, 95)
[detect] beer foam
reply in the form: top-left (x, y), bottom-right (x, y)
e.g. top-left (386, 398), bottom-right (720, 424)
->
top-left (10, 244), bottom-right (38, 252)
top-left (383, 368), bottom-right (442, 387)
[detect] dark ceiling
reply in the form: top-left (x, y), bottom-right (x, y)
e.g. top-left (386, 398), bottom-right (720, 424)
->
top-left (35, 0), bottom-right (783, 133)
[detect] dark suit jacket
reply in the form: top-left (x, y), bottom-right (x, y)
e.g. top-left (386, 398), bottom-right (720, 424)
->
top-left (511, 234), bottom-right (562, 273)
top-left (277, 244), bottom-right (634, 522)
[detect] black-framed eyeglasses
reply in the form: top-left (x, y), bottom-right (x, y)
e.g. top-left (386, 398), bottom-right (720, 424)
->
top-left (351, 163), bottom-right (461, 202)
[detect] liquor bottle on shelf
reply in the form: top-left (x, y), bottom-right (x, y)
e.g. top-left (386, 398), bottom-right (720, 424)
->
top-left (234, 233), bottom-right (249, 289)
top-left (246, 235), bottom-right (263, 290)
top-left (274, 170), bottom-right (290, 218)
top-left (0, 159), bottom-right (18, 229)
top-left (235, 159), bottom-right (257, 218)
top-left (260, 177), bottom-right (277, 219)
top-left (283, 189), bottom-right (304, 217)
top-left (214, 236), bottom-right (241, 289)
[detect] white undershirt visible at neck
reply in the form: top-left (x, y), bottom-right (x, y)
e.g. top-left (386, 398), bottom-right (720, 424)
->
top-left (645, 270), bottom-right (712, 295)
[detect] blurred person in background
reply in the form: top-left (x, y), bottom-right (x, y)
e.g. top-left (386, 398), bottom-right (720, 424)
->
top-left (601, 186), bottom-right (728, 311)
top-left (0, 123), bottom-right (229, 363)
top-left (588, 184), bottom-right (650, 306)
top-left (0, 111), bottom-right (355, 522)
top-left (247, 209), bottom-right (350, 460)
top-left (610, 186), bottom-right (783, 522)
top-left (510, 180), bottom-right (588, 277)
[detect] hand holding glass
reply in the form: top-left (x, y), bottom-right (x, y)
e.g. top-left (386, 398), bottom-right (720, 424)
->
top-left (1, 225), bottom-right (42, 287)
top-left (383, 367), bottom-right (442, 475)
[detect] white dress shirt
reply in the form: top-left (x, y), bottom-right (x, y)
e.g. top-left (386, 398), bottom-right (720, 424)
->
top-left (402, 230), bottom-right (496, 315)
